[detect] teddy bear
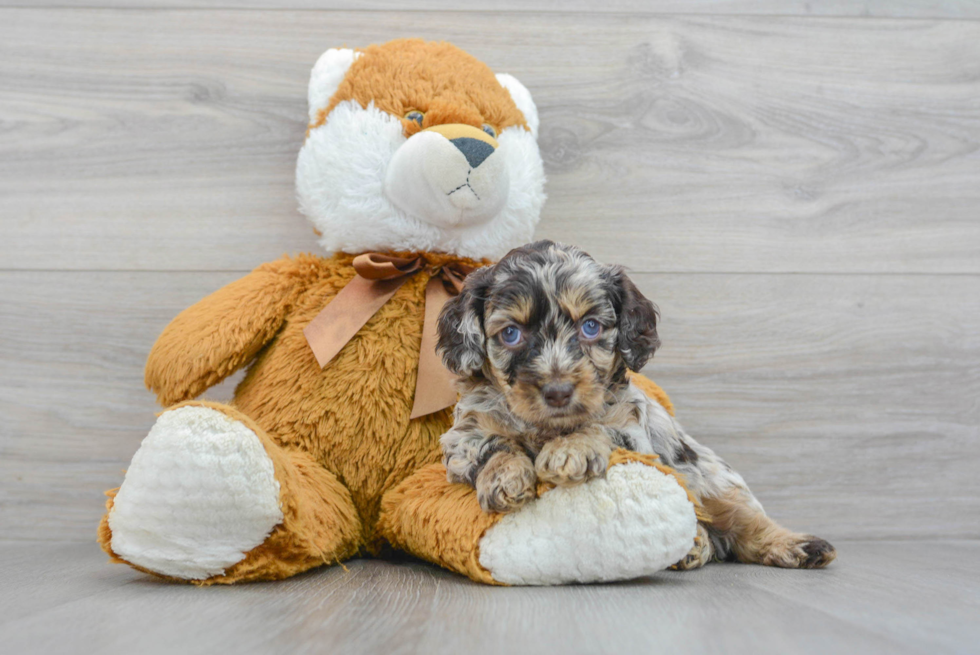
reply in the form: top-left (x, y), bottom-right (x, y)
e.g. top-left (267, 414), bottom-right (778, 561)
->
top-left (97, 38), bottom-right (699, 586)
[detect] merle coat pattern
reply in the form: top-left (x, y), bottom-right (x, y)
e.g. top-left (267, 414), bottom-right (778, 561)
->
top-left (436, 241), bottom-right (836, 569)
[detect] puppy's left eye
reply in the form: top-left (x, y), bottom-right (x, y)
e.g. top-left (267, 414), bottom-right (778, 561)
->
top-left (580, 319), bottom-right (602, 340)
top-left (482, 124), bottom-right (497, 138)
top-left (499, 325), bottom-right (523, 347)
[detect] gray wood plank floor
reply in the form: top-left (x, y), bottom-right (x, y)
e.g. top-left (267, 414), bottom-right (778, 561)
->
top-left (1, 540), bottom-right (977, 655)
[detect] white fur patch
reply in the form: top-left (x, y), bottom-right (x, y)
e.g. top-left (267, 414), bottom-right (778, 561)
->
top-left (496, 73), bottom-right (539, 138)
top-left (307, 48), bottom-right (360, 122)
top-left (383, 130), bottom-right (510, 229)
top-left (296, 101), bottom-right (546, 260)
top-left (108, 406), bottom-right (283, 580)
top-left (478, 462), bottom-right (697, 585)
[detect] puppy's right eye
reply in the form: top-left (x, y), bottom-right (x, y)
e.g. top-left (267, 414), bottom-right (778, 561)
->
top-left (405, 110), bottom-right (425, 126)
top-left (580, 319), bottom-right (602, 340)
top-left (499, 326), bottom-right (523, 347)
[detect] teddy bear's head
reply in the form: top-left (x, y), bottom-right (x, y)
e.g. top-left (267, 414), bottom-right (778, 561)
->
top-left (296, 39), bottom-right (546, 260)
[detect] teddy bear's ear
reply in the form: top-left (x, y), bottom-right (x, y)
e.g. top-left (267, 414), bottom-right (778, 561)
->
top-left (308, 48), bottom-right (361, 123)
top-left (496, 73), bottom-right (539, 139)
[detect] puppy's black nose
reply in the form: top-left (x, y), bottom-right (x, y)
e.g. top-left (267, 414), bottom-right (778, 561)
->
top-left (451, 137), bottom-right (495, 169)
top-left (542, 383), bottom-right (574, 408)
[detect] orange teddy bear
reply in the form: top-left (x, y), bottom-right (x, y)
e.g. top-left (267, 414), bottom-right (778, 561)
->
top-left (98, 39), bottom-right (699, 586)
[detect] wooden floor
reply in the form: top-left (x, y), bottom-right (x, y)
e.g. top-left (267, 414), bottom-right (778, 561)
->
top-left (0, 540), bottom-right (978, 655)
top-left (2, 0), bottom-right (979, 652)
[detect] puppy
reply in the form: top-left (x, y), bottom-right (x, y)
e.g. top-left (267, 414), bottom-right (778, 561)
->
top-left (436, 240), bottom-right (836, 569)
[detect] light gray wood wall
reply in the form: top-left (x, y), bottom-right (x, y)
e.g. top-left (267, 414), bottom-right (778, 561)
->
top-left (3, 2), bottom-right (980, 18)
top-left (1, 3), bottom-right (978, 542)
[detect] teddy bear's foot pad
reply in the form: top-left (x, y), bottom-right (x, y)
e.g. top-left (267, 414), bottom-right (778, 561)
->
top-left (107, 405), bottom-right (283, 580)
top-left (478, 461), bottom-right (697, 585)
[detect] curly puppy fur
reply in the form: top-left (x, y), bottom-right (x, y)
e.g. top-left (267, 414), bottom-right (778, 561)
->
top-left (437, 241), bottom-right (836, 569)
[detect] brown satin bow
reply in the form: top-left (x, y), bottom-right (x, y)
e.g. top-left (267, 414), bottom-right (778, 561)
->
top-left (303, 253), bottom-right (476, 419)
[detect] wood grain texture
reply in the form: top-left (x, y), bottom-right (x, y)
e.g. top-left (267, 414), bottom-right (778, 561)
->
top-left (0, 541), bottom-right (977, 655)
top-left (2, 270), bottom-right (977, 542)
top-left (2, 10), bottom-right (979, 273)
top-left (2, 1), bottom-right (979, 18)
top-left (1, 14), bottom-right (978, 645)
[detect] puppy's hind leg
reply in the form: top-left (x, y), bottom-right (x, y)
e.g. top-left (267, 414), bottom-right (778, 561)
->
top-left (702, 487), bottom-right (836, 569)
top-left (671, 522), bottom-right (715, 570)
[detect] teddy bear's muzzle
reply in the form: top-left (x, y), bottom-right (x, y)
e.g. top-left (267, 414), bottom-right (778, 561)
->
top-left (383, 123), bottom-right (510, 229)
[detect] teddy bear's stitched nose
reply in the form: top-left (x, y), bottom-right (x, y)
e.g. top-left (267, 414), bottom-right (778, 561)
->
top-left (451, 137), bottom-right (495, 169)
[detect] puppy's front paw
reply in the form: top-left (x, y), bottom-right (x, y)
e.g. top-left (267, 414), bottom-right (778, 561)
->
top-left (535, 433), bottom-right (611, 486)
top-left (476, 452), bottom-right (537, 514)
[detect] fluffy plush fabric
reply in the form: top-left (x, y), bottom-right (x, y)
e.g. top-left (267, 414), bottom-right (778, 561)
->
top-left (296, 39), bottom-right (547, 260)
top-left (106, 405), bottom-right (283, 580)
top-left (297, 100), bottom-right (545, 260)
top-left (99, 252), bottom-right (686, 585)
top-left (478, 451), bottom-right (699, 585)
top-left (495, 73), bottom-right (539, 138)
top-left (380, 450), bottom-right (698, 586)
top-left (307, 48), bottom-right (360, 123)
top-left (99, 38), bottom-right (695, 586)
top-left (141, 254), bottom-right (472, 548)
top-left (378, 463), bottom-right (504, 585)
top-left (383, 126), bottom-right (510, 229)
top-left (310, 40), bottom-right (528, 137)
top-left (100, 400), bottom-right (367, 585)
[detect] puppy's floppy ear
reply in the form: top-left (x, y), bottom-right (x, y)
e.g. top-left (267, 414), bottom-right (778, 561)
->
top-left (437, 266), bottom-right (493, 377)
top-left (609, 267), bottom-right (661, 371)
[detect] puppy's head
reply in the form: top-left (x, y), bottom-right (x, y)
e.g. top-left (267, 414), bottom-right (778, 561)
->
top-left (437, 240), bottom-right (660, 428)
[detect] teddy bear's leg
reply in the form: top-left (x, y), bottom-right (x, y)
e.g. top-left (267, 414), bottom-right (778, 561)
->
top-left (378, 451), bottom-right (698, 585)
top-left (99, 401), bottom-right (362, 584)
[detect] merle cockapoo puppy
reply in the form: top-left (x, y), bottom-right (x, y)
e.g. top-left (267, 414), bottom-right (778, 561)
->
top-left (435, 240), bottom-right (835, 570)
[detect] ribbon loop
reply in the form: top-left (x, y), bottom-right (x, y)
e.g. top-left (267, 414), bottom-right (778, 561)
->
top-left (436, 263), bottom-right (474, 295)
top-left (303, 254), bottom-right (478, 419)
top-left (352, 253), bottom-right (425, 280)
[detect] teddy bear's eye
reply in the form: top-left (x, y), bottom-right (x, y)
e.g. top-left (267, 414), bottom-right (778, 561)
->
top-left (405, 111), bottom-right (424, 126)
top-left (481, 124), bottom-right (497, 138)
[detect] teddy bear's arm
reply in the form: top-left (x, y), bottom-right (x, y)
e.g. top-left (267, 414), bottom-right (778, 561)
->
top-left (145, 261), bottom-right (303, 406)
